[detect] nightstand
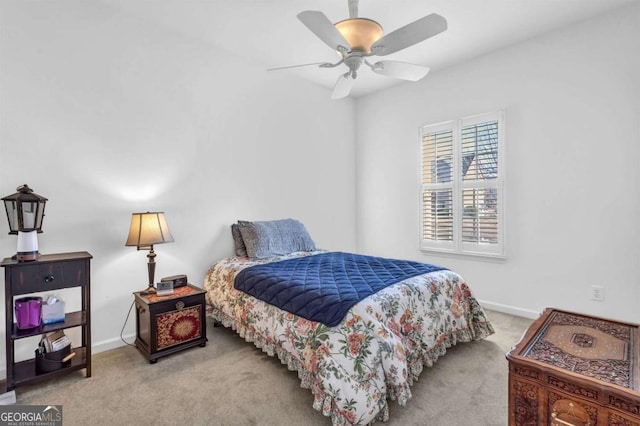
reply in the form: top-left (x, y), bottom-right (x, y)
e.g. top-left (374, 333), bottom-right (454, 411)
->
top-left (133, 284), bottom-right (207, 363)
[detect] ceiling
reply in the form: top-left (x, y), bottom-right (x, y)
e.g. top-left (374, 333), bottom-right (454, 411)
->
top-left (102, 0), bottom-right (637, 98)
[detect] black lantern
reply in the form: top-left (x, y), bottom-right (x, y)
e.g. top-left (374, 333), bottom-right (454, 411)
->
top-left (2, 184), bottom-right (48, 261)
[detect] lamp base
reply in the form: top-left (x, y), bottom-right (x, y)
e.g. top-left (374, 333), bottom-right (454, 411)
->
top-left (140, 284), bottom-right (157, 296)
top-left (14, 251), bottom-right (40, 262)
top-left (15, 231), bottom-right (39, 262)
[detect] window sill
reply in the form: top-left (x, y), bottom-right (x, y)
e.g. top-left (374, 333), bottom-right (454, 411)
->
top-left (420, 246), bottom-right (507, 261)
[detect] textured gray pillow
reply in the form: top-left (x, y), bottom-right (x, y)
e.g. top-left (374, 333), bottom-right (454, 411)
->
top-left (237, 219), bottom-right (316, 258)
top-left (231, 224), bottom-right (248, 257)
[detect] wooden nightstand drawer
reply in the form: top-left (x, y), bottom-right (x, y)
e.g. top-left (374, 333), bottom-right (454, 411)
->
top-left (134, 284), bottom-right (207, 363)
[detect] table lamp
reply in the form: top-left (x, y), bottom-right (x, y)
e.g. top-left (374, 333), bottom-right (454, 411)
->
top-left (125, 212), bottom-right (174, 295)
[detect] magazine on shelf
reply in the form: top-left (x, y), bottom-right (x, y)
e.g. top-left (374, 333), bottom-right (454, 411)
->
top-left (40, 330), bottom-right (71, 353)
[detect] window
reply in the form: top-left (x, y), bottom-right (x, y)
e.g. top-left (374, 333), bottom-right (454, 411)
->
top-left (420, 111), bottom-right (505, 257)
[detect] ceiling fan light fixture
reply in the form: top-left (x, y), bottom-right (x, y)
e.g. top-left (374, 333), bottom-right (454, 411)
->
top-left (334, 18), bottom-right (383, 54)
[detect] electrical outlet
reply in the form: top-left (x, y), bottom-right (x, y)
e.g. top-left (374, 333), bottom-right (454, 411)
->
top-left (591, 285), bottom-right (605, 301)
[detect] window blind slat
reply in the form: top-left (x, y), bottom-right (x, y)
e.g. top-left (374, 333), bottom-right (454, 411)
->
top-left (422, 129), bottom-right (454, 185)
top-left (422, 189), bottom-right (453, 242)
top-left (461, 120), bottom-right (499, 182)
top-left (462, 188), bottom-right (498, 244)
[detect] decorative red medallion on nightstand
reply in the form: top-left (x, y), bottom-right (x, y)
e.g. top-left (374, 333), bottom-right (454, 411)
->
top-left (156, 305), bottom-right (201, 350)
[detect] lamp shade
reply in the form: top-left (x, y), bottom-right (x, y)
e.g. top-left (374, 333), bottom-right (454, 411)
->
top-left (125, 212), bottom-right (174, 249)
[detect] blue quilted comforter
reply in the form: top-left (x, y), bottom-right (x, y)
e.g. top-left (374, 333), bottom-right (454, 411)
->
top-left (234, 251), bottom-right (446, 327)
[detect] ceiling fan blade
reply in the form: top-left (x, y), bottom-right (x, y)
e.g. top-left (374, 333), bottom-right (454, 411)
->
top-left (371, 61), bottom-right (430, 81)
top-left (298, 11), bottom-right (350, 52)
top-left (331, 74), bottom-right (354, 100)
top-left (371, 13), bottom-right (447, 56)
top-left (267, 62), bottom-right (332, 71)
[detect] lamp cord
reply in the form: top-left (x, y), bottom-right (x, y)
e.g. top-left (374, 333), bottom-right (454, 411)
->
top-left (120, 300), bottom-right (137, 348)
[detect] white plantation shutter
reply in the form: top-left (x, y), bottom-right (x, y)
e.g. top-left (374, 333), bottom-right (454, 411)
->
top-left (421, 123), bottom-right (455, 250)
top-left (420, 111), bottom-right (505, 257)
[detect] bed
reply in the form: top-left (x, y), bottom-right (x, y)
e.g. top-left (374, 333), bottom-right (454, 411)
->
top-left (203, 219), bottom-right (495, 425)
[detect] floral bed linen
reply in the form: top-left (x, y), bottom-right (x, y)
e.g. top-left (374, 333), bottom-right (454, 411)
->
top-left (204, 251), bottom-right (494, 425)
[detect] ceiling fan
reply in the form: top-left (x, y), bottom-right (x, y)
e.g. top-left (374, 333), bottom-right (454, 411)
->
top-left (270, 0), bottom-right (447, 99)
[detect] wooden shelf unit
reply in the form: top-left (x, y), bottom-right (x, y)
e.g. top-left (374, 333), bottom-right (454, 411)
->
top-left (2, 251), bottom-right (92, 391)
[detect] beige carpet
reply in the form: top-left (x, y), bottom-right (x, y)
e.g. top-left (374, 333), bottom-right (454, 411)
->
top-left (13, 310), bottom-right (532, 425)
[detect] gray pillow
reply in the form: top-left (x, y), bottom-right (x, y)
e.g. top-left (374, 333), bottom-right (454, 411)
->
top-left (237, 219), bottom-right (316, 258)
top-left (231, 224), bottom-right (248, 257)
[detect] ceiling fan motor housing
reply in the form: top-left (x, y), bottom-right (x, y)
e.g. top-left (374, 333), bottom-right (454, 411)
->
top-left (344, 55), bottom-right (364, 78)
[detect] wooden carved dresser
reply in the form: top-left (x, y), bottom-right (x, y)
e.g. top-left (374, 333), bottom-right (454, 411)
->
top-left (506, 308), bottom-right (640, 425)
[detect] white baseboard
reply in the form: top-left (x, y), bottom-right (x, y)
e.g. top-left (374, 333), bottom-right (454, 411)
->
top-left (92, 333), bottom-right (137, 354)
top-left (0, 390), bottom-right (16, 405)
top-left (479, 299), bottom-right (541, 319)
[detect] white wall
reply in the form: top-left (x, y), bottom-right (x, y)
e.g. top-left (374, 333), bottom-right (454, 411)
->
top-left (355, 3), bottom-right (640, 322)
top-left (0, 1), bottom-right (356, 367)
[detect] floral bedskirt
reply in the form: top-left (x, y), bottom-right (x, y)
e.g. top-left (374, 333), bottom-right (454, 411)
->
top-left (203, 251), bottom-right (494, 425)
